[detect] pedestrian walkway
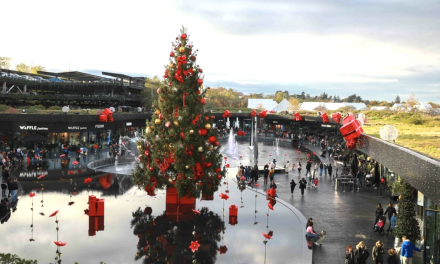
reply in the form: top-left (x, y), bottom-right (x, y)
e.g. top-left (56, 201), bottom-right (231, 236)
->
top-left (252, 143), bottom-right (404, 264)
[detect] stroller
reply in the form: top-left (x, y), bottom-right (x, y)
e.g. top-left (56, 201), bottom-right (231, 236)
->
top-left (372, 216), bottom-right (386, 234)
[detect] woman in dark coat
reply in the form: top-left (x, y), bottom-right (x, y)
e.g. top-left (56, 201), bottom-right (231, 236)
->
top-left (299, 177), bottom-right (307, 196)
top-left (290, 179), bottom-right (296, 195)
top-left (354, 241), bottom-right (370, 264)
top-left (373, 203), bottom-right (384, 229)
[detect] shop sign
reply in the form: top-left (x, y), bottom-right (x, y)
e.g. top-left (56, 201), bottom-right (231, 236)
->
top-left (19, 125), bottom-right (49, 131)
top-left (95, 124), bottom-right (105, 129)
top-left (19, 170), bottom-right (49, 178)
top-left (126, 122), bottom-right (132, 126)
top-left (417, 191), bottom-right (424, 206)
top-left (68, 126), bottom-right (88, 130)
top-left (321, 124), bottom-right (334, 128)
top-left (272, 121), bottom-right (278, 124)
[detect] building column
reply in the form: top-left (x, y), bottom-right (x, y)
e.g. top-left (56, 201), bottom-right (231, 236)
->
top-left (2, 82), bottom-right (6, 94)
top-left (24, 84), bottom-right (27, 93)
top-left (111, 88), bottom-right (114, 97)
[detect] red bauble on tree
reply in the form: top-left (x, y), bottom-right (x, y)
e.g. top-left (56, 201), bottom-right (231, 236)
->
top-left (199, 128), bottom-right (207, 136)
top-left (197, 79), bottom-right (203, 85)
top-left (180, 33), bottom-right (187, 39)
top-left (170, 52), bottom-right (175, 57)
top-left (208, 136), bottom-right (217, 144)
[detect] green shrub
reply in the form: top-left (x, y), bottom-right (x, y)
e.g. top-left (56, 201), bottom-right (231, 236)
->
top-left (47, 106), bottom-right (62, 111)
top-left (25, 107), bottom-right (37, 114)
top-left (34, 104), bottom-right (46, 110)
top-left (0, 104), bottom-right (9, 112)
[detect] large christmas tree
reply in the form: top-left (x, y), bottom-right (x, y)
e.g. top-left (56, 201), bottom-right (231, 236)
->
top-left (393, 181), bottom-right (421, 242)
top-left (134, 27), bottom-right (225, 198)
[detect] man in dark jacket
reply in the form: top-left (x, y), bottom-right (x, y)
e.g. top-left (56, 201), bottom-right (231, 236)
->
top-left (263, 164), bottom-right (269, 184)
top-left (383, 203), bottom-right (397, 232)
top-left (8, 178), bottom-right (19, 202)
top-left (306, 161), bottom-right (312, 174)
top-left (299, 177), bottom-right (307, 196)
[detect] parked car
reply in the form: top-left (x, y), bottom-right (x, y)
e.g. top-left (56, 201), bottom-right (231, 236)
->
top-left (49, 77), bottom-right (64, 82)
top-left (117, 106), bottom-right (132, 112)
top-left (32, 76), bottom-right (49, 82)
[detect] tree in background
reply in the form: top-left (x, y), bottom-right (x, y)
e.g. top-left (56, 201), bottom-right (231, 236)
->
top-left (133, 27), bottom-right (225, 198)
top-left (0, 57), bottom-right (11, 69)
top-left (274, 90), bottom-right (289, 103)
top-left (395, 96), bottom-right (401, 103)
top-left (406, 93), bottom-right (419, 109)
top-left (393, 180), bottom-right (421, 242)
top-left (30, 65), bottom-right (45, 74)
top-left (15, 63), bottom-right (46, 74)
top-left (287, 97), bottom-right (300, 111)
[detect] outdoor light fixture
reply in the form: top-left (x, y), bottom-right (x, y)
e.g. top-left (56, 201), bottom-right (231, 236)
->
top-left (22, 109), bottom-right (26, 114)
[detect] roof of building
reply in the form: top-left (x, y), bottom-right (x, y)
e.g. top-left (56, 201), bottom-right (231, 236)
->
top-left (418, 103), bottom-right (433, 109)
top-left (247, 99), bottom-right (278, 110)
top-left (271, 99), bottom-right (292, 112)
top-left (370, 106), bottom-right (388, 110)
top-left (102, 72), bottom-right (145, 81)
top-left (37, 71), bottom-right (103, 81)
top-left (299, 102), bottom-right (368, 111)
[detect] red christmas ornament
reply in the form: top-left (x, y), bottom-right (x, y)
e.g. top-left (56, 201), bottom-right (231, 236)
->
top-left (180, 132), bottom-right (185, 140)
top-left (208, 136), bottom-right (217, 144)
top-left (198, 128), bottom-right (207, 136)
top-left (217, 174), bottom-right (222, 179)
top-left (159, 114), bottom-right (164, 120)
top-left (149, 167), bottom-right (154, 171)
top-left (197, 79), bottom-right (203, 85)
top-left (165, 121), bottom-right (171, 128)
top-left (157, 88), bottom-right (161, 94)
top-left (204, 162), bottom-right (212, 168)
top-left (215, 141), bottom-right (219, 146)
top-left (199, 69), bottom-right (203, 73)
top-left (201, 98), bottom-right (206, 105)
top-left (211, 115), bottom-right (215, 119)
top-left (170, 52), bottom-right (175, 57)
top-left (189, 241), bottom-right (200, 252)
top-left (180, 33), bottom-right (187, 39)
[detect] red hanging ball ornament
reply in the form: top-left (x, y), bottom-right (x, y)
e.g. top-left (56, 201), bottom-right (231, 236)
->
top-left (157, 88), bottom-right (161, 94)
top-left (197, 79), bottom-right (203, 85)
top-left (201, 98), bottom-right (206, 105)
top-left (199, 69), bottom-right (203, 73)
top-left (180, 132), bottom-right (185, 140)
top-left (204, 116), bottom-right (209, 122)
top-left (198, 128), bottom-right (207, 136)
top-left (159, 114), bottom-right (164, 120)
top-left (170, 52), bottom-right (175, 57)
top-left (149, 167), bottom-right (154, 171)
top-left (208, 136), bottom-right (217, 144)
top-left (215, 141), bottom-right (219, 146)
top-left (217, 174), bottom-right (222, 180)
top-left (191, 55), bottom-right (196, 61)
top-left (181, 33), bottom-right (187, 39)
top-left (211, 116), bottom-right (215, 119)
top-left (174, 47), bottom-right (176, 50)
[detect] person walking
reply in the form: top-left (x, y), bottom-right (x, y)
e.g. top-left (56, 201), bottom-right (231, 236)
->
top-left (386, 248), bottom-right (399, 264)
top-left (285, 161), bottom-right (291, 176)
top-left (345, 245), bottom-right (355, 264)
top-left (263, 164), bottom-right (269, 184)
top-left (400, 236), bottom-right (421, 264)
top-left (8, 178), bottom-right (19, 202)
top-left (269, 168), bottom-right (275, 182)
top-left (354, 241), bottom-right (370, 264)
top-left (356, 170), bottom-right (363, 190)
top-left (319, 162), bottom-right (323, 177)
top-left (372, 240), bottom-right (384, 264)
top-left (373, 203), bottom-right (384, 229)
top-left (290, 179), bottom-right (296, 195)
top-left (328, 163), bottom-right (333, 177)
top-left (297, 162), bottom-right (302, 175)
top-left (1, 180), bottom-right (7, 197)
top-left (306, 161), bottom-right (311, 175)
top-left (390, 213), bottom-right (397, 233)
top-left (383, 203), bottom-right (397, 232)
top-left (299, 177), bottom-right (307, 196)
top-left (323, 163), bottom-right (328, 176)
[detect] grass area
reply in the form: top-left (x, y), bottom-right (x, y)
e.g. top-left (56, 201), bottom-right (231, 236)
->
top-left (361, 111), bottom-right (440, 160)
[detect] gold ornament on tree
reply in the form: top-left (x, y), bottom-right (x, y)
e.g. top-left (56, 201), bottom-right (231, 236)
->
top-left (173, 121), bottom-right (179, 127)
top-left (198, 146), bottom-right (204, 152)
top-left (155, 119), bottom-right (162, 125)
top-left (205, 123), bottom-right (211, 130)
top-left (189, 129), bottom-right (194, 135)
top-left (179, 47), bottom-right (185, 53)
top-left (185, 165), bottom-right (190, 169)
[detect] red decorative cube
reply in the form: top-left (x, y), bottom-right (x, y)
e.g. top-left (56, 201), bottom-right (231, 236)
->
top-left (293, 116), bottom-right (302, 121)
top-left (99, 115), bottom-right (108, 122)
top-left (229, 205), bottom-right (238, 217)
top-left (332, 113), bottom-right (342, 124)
top-left (229, 215), bottom-right (238, 226)
top-left (343, 115), bottom-right (355, 125)
top-left (340, 120), bottom-right (364, 141)
top-left (321, 113), bottom-right (329, 123)
top-left (165, 187), bottom-right (196, 222)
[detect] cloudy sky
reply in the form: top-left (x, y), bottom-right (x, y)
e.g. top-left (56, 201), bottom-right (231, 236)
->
top-left (2, 0), bottom-right (440, 103)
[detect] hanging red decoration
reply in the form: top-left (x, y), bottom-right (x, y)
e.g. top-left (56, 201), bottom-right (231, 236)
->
top-left (29, 192), bottom-right (36, 198)
top-left (84, 178), bottom-right (92, 184)
top-left (189, 241), bottom-right (200, 252)
top-left (222, 110), bottom-right (231, 118)
top-left (197, 79), bottom-right (203, 85)
top-left (192, 209), bottom-right (201, 214)
top-left (293, 112), bottom-right (303, 121)
top-left (170, 52), bottom-right (175, 57)
top-left (180, 33), bottom-right (187, 39)
top-left (225, 164), bottom-right (230, 168)
top-left (68, 171), bottom-right (74, 174)
top-left (218, 245), bottom-right (228, 254)
top-left (332, 112), bottom-right (342, 123)
top-left (72, 161), bottom-right (79, 165)
top-left (263, 232), bottom-right (273, 239)
top-left (54, 241), bottom-right (67, 246)
top-left (250, 109), bottom-right (257, 117)
top-left (37, 174), bottom-right (46, 180)
top-left (200, 98), bottom-right (206, 105)
top-left (198, 128), bottom-right (207, 136)
top-left (49, 210), bottom-right (59, 217)
top-left (321, 112), bottom-right (329, 123)
top-left (268, 202), bottom-right (274, 211)
top-left (93, 145), bottom-right (99, 149)
top-left (258, 110), bottom-right (268, 118)
top-left (219, 193), bottom-right (229, 200)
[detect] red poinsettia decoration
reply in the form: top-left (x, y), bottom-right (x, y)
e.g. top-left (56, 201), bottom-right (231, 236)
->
top-left (29, 192), bottom-right (36, 198)
top-left (68, 171), bottom-right (74, 174)
top-left (225, 164), bottom-right (230, 168)
top-left (84, 209), bottom-right (89, 215)
top-left (29, 238), bottom-right (35, 242)
top-left (68, 202), bottom-right (75, 206)
top-left (192, 209), bottom-right (201, 214)
top-left (54, 241), bottom-right (67, 246)
top-left (263, 231), bottom-right (273, 239)
top-left (37, 175), bottom-right (46, 180)
top-left (189, 241), bottom-right (200, 252)
top-left (93, 145), bottom-right (99, 149)
top-left (59, 154), bottom-right (65, 157)
top-left (72, 161), bottom-right (79, 165)
top-left (219, 193), bottom-right (229, 200)
top-left (218, 245), bottom-right (228, 254)
top-left (84, 178), bottom-right (92, 184)
top-left (49, 210), bottom-right (59, 217)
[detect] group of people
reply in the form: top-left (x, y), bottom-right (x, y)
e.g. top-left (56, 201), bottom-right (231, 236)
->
top-left (345, 236), bottom-right (422, 264)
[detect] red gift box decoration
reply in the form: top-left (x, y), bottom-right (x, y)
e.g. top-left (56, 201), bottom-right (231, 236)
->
top-left (342, 114), bottom-right (355, 125)
top-left (293, 112), bottom-right (303, 121)
top-left (229, 205), bottom-right (238, 217)
top-left (165, 187), bottom-right (196, 222)
top-left (321, 112), bottom-right (329, 123)
top-left (332, 113), bottom-right (342, 124)
top-left (339, 119), bottom-right (364, 141)
top-left (229, 215), bottom-right (238, 226)
top-left (99, 115), bottom-right (108, 122)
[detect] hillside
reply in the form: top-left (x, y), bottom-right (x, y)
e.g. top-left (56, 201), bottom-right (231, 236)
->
top-left (360, 111), bottom-right (440, 160)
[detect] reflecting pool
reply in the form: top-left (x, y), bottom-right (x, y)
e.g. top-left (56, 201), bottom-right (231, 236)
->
top-left (0, 137), bottom-right (312, 263)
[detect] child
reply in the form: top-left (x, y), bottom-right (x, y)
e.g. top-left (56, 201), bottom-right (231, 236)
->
top-left (390, 212), bottom-right (397, 233)
top-left (314, 178), bottom-right (318, 188)
top-left (374, 217), bottom-right (385, 232)
top-left (1, 181), bottom-right (7, 197)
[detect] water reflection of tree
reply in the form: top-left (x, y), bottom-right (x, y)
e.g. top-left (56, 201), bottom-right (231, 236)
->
top-left (131, 207), bottom-right (224, 264)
